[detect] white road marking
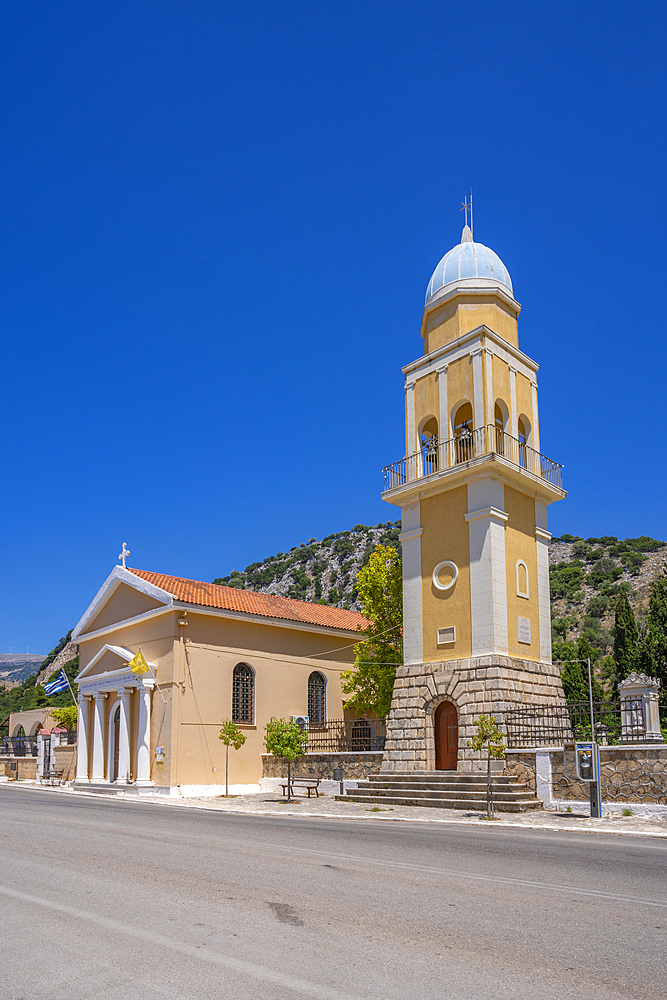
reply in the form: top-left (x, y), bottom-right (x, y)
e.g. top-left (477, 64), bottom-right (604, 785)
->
top-left (0, 883), bottom-right (364, 1000)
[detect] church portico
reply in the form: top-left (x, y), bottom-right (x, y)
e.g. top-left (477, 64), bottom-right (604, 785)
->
top-left (74, 646), bottom-right (155, 791)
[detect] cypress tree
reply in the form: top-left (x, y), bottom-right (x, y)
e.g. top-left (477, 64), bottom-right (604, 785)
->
top-left (612, 593), bottom-right (639, 694)
top-left (637, 577), bottom-right (667, 710)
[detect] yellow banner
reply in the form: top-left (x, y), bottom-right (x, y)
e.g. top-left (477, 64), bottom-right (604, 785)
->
top-left (128, 648), bottom-right (150, 675)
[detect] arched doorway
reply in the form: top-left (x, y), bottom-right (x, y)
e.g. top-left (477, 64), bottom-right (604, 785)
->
top-left (434, 701), bottom-right (458, 770)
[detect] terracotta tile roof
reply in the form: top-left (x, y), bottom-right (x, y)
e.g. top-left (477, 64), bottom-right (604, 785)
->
top-left (127, 568), bottom-right (367, 632)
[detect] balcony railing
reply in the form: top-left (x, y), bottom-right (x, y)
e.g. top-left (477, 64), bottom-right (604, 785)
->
top-left (383, 424), bottom-right (563, 491)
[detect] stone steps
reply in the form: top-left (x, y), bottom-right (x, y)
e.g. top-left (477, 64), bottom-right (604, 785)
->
top-left (337, 771), bottom-right (542, 813)
top-left (337, 793), bottom-right (542, 812)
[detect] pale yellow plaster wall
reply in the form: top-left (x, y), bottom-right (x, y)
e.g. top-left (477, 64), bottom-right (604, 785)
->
top-left (423, 296), bottom-right (518, 354)
top-left (176, 640), bottom-right (351, 786)
top-left (419, 486), bottom-right (471, 662)
top-left (504, 485), bottom-right (541, 662)
top-left (413, 372), bottom-right (440, 450)
top-left (86, 583), bottom-right (165, 632)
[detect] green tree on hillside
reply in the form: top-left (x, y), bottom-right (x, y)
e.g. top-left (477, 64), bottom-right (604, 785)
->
top-left (611, 593), bottom-right (639, 695)
top-left (555, 636), bottom-right (604, 705)
top-left (341, 544), bottom-right (402, 717)
top-left (637, 576), bottom-right (667, 709)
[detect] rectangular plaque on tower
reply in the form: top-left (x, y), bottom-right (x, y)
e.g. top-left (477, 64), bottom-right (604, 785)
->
top-left (517, 616), bottom-right (531, 644)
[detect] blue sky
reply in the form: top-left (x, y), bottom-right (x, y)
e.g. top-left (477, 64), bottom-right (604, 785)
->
top-left (1, 1), bottom-right (666, 653)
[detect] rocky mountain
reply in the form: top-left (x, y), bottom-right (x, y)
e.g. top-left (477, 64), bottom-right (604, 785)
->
top-left (214, 525), bottom-right (666, 659)
top-left (214, 521), bottom-right (402, 611)
top-left (0, 653), bottom-right (48, 686)
top-left (549, 534), bottom-right (666, 656)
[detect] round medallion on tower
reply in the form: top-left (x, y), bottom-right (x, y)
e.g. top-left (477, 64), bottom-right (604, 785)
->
top-left (425, 225), bottom-right (513, 305)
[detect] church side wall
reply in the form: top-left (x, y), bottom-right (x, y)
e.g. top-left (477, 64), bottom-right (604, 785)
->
top-left (174, 613), bottom-right (357, 787)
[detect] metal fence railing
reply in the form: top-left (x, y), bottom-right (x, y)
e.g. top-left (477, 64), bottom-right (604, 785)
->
top-left (0, 730), bottom-right (76, 757)
top-left (306, 719), bottom-right (386, 753)
top-left (0, 736), bottom-right (39, 757)
top-left (505, 699), bottom-right (646, 749)
top-left (383, 424), bottom-right (563, 492)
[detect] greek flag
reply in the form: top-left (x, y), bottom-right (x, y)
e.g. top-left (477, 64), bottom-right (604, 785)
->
top-left (44, 669), bottom-right (70, 695)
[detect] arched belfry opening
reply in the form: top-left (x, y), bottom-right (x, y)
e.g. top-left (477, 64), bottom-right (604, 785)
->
top-left (453, 402), bottom-right (473, 463)
top-left (420, 415), bottom-right (439, 473)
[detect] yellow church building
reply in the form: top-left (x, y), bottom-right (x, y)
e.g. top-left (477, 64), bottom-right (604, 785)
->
top-left (72, 566), bottom-right (364, 794)
top-left (380, 219), bottom-right (566, 772)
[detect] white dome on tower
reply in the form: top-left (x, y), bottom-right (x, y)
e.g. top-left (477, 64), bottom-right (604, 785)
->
top-left (425, 225), bottom-right (513, 305)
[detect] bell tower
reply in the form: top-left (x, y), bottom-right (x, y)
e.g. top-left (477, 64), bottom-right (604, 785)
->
top-left (381, 217), bottom-right (567, 773)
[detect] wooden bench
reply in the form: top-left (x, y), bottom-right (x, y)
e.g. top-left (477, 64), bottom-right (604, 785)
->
top-left (279, 775), bottom-right (321, 798)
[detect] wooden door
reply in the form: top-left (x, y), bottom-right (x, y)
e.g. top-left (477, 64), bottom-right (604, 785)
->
top-left (112, 706), bottom-right (120, 782)
top-left (435, 701), bottom-right (458, 770)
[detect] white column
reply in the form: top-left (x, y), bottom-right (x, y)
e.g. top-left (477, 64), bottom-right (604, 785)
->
top-left (136, 683), bottom-right (154, 786)
top-left (471, 349), bottom-right (484, 432)
top-left (399, 502), bottom-right (423, 665)
top-left (436, 365), bottom-right (448, 467)
top-left (509, 366), bottom-right (518, 441)
top-left (406, 381), bottom-right (415, 480)
top-left (535, 501), bottom-right (552, 663)
top-left (116, 688), bottom-right (132, 783)
top-left (485, 348), bottom-right (494, 432)
top-left (530, 379), bottom-right (541, 475)
top-left (90, 693), bottom-right (107, 782)
top-left (466, 479), bottom-right (508, 656)
top-left (75, 695), bottom-right (90, 783)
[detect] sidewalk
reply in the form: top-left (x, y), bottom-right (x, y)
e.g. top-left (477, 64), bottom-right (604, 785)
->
top-left (3, 777), bottom-right (667, 837)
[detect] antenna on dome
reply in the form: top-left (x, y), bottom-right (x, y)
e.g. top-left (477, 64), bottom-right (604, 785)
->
top-left (460, 189), bottom-right (473, 241)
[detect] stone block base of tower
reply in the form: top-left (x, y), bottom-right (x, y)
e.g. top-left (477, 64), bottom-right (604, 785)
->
top-left (381, 655), bottom-right (566, 774)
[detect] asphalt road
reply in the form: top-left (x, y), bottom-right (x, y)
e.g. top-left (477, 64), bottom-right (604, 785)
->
top-left (0, 787), bottom-right (665, 1000)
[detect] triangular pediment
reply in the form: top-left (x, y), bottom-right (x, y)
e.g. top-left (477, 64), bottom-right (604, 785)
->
top-left (72, 567), bottom-right (174, 640)
top-left (75, 643), bottom-right (158, 683)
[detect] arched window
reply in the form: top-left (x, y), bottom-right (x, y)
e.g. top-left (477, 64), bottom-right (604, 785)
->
top-left (453, 402), bottom-right (473, 463)
top-left (308, 672), bottom-right (327, 727)
top-left (232, 663), bottom-right (255, 724)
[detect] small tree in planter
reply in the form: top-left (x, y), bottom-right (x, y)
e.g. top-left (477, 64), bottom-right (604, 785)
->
top-left (467, 714), bottom-right (506, 819)
top-left (218, 719), bottom-right (246, 797)
top-left (264, 717), bottom-right (309, 802)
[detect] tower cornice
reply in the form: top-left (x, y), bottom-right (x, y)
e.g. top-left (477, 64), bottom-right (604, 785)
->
top-left (403, 324), bottom-right (539, 385)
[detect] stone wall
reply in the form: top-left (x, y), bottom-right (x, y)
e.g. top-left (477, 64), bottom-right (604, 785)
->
top-left (261, 752), bottom-right (383, 779)
top-left (53, 744), bottom-right (76, 781)
top-left (382, 655), bottom-right (565, 773)
top-left (506, 745), bottom-right (667, 805)
top-left (0, 756), bottom-right (37, 780)
top-left (504, 752), bottom-right (537, 794)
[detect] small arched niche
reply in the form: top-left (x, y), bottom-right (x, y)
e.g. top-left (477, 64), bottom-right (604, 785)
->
top-left (516, 560), bottom-right (529, 599)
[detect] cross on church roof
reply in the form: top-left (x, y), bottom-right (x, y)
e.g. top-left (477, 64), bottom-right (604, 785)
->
top-left (119, 542), bottom-right (130, 569)
top-left (460, 189), bottom-right (473, 238)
